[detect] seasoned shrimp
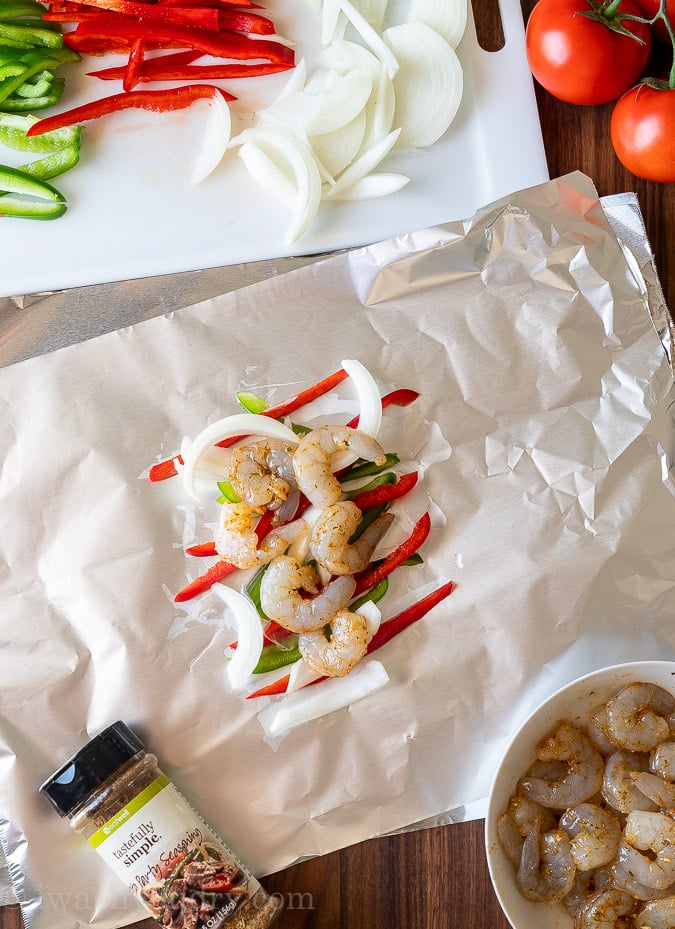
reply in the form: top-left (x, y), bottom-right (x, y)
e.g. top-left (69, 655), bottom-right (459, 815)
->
top-left (292, 425), bottom-right (387, 507)
top-left (516, 829), bottom-right (576, 903)
top-left (518, 723), bottom-right (605, 809)
top-left (636, 896), bottom-right (675, 929)
top-left (602, 750), bottom-right (657, 814)
top-left (559, 802), bottom-right (622, 871)
top-left (588, 704), bottom-right (620, 756)
top-left (299, 608), bottom-right (369, 678)
top-left (604, 682), bottom-right (675, 753)
top-left (651, 741), bottom-right (675, 781)
top-left (632, 770), bottom-right (675, 808)
top-left (613, 811), bottom-right (675, 892)
top-left (259, 555), bottom-right (356, 634)
top-left (215, 503), bottom-right (306, 570)
top-left (573, 888), bottom-right (636, 929)
top-left (229, 439), bottom-right (299, 518)
top-left (310, 501), bottom-right (394, 575)
top-left (497, 796), bottom-right (557, 867)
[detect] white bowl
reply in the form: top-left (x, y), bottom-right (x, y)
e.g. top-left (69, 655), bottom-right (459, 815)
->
top-left (484, 660), bottom-right (675, 929)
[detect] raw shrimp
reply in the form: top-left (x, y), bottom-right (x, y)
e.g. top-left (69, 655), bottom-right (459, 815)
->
top-left (651, 742), bottom-right (675, 781)
top-left (604, 682), bottom-right (675, 753)
top-left (215, 503), bottom-right (306, 570)
top-left (588, 704), bottom-right (620, 756)
top-left (516, 829), bottom-right (576, 903)
top-left (602, 750), bottom-right (657, 814)
top-left (518, 723), bottom-right (605, 809)
top-left (310, 501), bottom-right (394, 575)
top-left (573, 888), bottom-right (636, 929)
top-left (292, 425), bottom-right (387, 507)
top-left (259, 555), bottom-right (356, 634)
top-left (299, 608), bottom-right (369, 678)
top-left (559, 802), bottom-right (622, 871)
top-left (632, 771), bottom-right (675, 809)
top-left (610, 812), bottom-right (675, 897)
top-left (497, 796), bottom-right (557, 867)
top-left (229, 438), bottom-right (299, 518)
top-left (636, 896), bottom-right (675, 929)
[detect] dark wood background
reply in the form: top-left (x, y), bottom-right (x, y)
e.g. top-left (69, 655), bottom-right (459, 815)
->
top-left (1, 2), bottom-right (672, 928)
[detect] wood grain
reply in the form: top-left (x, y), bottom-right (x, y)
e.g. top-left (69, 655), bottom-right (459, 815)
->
top-left (1, 3), bottom-right (672, 929)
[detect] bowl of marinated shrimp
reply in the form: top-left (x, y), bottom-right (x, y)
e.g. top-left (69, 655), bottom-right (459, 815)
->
top-left (485, 660), bottom-right (675, 929)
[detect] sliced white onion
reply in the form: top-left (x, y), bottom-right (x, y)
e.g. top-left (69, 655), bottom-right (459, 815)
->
top-left (325, 171), bottom-right (409, 200)
top-left (239, 138), bottom-right (297, 210)
top-left (356, 599), bottom-right (382, 640)
top-left (190, 91), bottom-right (232, 185)
top-left (267, 659), bottom-right (390, 734)
top-left (323, 127), bottom-right (400, 199)
top-left (182, 413), bottom-right (299, 501)
top-left (341, 357), bottom-right (382, 437)
top-left (321, 0), bottom-right (342, 45)
top-left (311, 108), bottom-right (367, 180)
top-left (406, 0), bottom-right (468, 48)
top-left (213, 583), bottom-right (264, 691)
top-left (352, 0), bottom-right (388, 29)
top-left (237, 129), bottom-right (322, 244)
top-left (384, 22), bottom-right (463, 149)
top-left (361, 62), bottom-right (396, 150)
top-left (304, 68), bottom-right (374, 136)
top-left (338, 0), bottom-right (399, 78)
top-left (286, 658), bottom-right (322, 693)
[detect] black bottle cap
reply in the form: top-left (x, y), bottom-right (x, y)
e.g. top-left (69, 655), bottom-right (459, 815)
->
top-left (39, 721), bottom-right (145, 817)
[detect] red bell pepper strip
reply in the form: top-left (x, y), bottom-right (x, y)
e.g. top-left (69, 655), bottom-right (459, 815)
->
top-left (174, 508), bottom-right (274, 602)
top-left (346, 388), bottom-right (419, 429)
top-left (351, 471), bottom-right (418, 511)
top-left (159, 0), bottom-right (257, 7)
top-left (215, 10), bottom-right (275, 34)
top-left (123, 35), bottom-right (144, 90)
top-left (89, 60), bottom-right (292, 81)
top-left (365, 579), bottom-right (455, 654)
top-left (353, 511), bottom-right (431, 596)
top-left (174, 558), bottom-right (236, 602)
top-left (148, 455), bottom-right (183, 483)
top-left (69, 20), bottom-right (295, 64)
top-left (26, 84), bottom-right (233, 136)
top-left (185, 541), bottom-right (218, 557)
top-left (61, 0), bottom-right (221, 30)
top-left (247, 578), bottom-right (456, 699)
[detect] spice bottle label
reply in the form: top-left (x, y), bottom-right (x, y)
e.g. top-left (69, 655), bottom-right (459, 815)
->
top-left (88, 774), bottom-right (261, 928)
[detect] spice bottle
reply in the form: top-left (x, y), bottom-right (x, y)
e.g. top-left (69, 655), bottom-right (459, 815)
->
top-left (39, 721), bottom-right (282, 929)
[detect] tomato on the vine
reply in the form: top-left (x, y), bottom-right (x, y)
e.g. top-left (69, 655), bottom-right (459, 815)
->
top-left (631, 0), bottom-right (675, 44)
top-left (526, 0), bottom-right (653, 105)
top-left (610, 83), bottom-right (675, 181)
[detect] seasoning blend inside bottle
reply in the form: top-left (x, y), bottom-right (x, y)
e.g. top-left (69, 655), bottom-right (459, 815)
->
top-left (39, 721), bottom-right (283, 929)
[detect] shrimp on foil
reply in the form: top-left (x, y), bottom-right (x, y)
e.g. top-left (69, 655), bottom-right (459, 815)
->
top-left (310, 500), bottom-right (394, 576)
top-left (229, 438), bottom-right (299, 521)
top-left (299, 608), bottom-right (370, 678)
top-left (259, 555), bottom-right (356, 634)
top-left (292, 424), bottom-right (387, 507)
top-left (215, 503), bottom-right (306, 570)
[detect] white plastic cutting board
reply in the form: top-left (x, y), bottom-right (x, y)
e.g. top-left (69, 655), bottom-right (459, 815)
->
top-left (0, 0), bottom-right (548, 297)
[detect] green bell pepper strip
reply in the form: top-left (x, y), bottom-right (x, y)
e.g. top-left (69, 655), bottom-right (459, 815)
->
top-left (0, 110), bottom-right (81, 182)
top-left (13, 70), bottom-right (53, 96)
top-left (1, 78), bottom-right (64, 108)
top-left (0, 163), bottom-right (66, 218)
top-left (0, 21), bottom-right (64, 48)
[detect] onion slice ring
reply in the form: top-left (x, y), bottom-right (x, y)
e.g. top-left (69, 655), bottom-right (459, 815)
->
top-left (342, 357), bottom-right (382, 437)
top-left (213, 583), bottom-right (264, 691)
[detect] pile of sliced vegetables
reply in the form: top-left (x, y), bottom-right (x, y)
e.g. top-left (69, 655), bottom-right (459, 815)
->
top-left (231, 0), bottom-right (468, 242)
top-left (0, 0), bottom-right (80, 217)
top-left (149, 359), bottom-right (455, 737)
top-left (16, 0), bottom-right (468, 236)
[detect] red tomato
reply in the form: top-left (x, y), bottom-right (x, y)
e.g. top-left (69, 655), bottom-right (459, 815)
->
top-left (631, 0), bottom-right (675, 44)
top-left (526, 0), bottom-right (652, 105)
top-left (610, 83), bottom-right (675, 182)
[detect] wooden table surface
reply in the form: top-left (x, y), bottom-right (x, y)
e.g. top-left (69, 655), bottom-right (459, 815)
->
top-left (1, 3), bottom-right (673, 929)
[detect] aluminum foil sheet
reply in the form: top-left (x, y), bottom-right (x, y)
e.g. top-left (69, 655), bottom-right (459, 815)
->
top-left (0, 171), bottom-right (674, 929)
